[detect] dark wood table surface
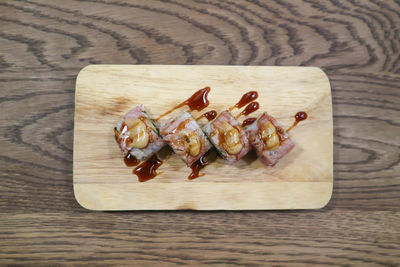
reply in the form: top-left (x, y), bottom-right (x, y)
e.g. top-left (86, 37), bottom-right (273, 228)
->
top-left (1, 0), bottom-right (399, 265)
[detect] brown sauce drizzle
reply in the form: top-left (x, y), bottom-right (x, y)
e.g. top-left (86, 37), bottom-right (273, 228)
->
top-left (169, 119), bottom-right (191, 135)
top-left (242, 117), bottom-right (257, 127)
top-left (133, 154), bottom-right (163, 182)
top-left (287, 111), bottom-right (308, 132)
top-left (125, 137), bottom-right (133, 147)
top-left (120, 122), bottom-right (128, 134)
top-left (114, 122), bottom-right (133, 147)
top-left (117, 89), bottom-right (308, 182)
top-left (236, 101), bottom-right (259, 119)
top-left (216, 128), bottom-right (225, 147)
top-left (195, 110), bottom-right (217, 121)
top-left (188, 154), bottom-right (209, 180)
top-left (124, 153), bottom-right (139, 167)
top-left (156, 87), bottom-right (211, 121)
top-left (229, 91), bottom-right (258, 111)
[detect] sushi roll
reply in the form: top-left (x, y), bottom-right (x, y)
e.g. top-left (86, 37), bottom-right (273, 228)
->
top-left (203, 110), bottom-right (251, 164)
top-left (160, 111), bottom-right (212, 167)
top-left (114, 105), bottom-right (165, 160)
top-left (245, 112), bottom-right (295, 166)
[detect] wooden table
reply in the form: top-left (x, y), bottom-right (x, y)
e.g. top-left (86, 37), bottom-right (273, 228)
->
top-left (1, 0), bottom-right (399, 265)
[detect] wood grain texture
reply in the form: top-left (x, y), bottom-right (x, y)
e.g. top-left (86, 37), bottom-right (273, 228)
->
top-left (74, 65), bottom-right (333, 210)
top-left (0, 0), bottom-right (399, 264)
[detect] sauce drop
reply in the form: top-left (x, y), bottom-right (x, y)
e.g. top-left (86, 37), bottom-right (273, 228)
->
top-left (156, 87), bottom-right (211, 120)
top-left (242, 117), bottom-right (257, 127)
top-left (195, 110), bottom-right (217, 121)
top-left (287, 111), bottom-right (308, 132)
top-left (188, 155), bottom-right (209, 180)
top-left (236, 101), bottom-right (259, 118)
top-left (133, 154), bottom-right (163, 182)
top-left (185, 86), bottom-right (211, 111)
top-left (229, 91), bottom-right (258, 111)
top-left (124, 153), bottom-right (139, 167)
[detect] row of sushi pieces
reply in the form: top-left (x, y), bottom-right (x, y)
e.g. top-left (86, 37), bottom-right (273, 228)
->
top-left (114, 104), bottom-right (295, 168)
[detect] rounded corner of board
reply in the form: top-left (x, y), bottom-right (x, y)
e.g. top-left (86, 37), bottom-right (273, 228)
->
top-left (73, 184), bottom-right (102, 211)
top-left (314, 185), bottom-right (333, 210)
top-left (77, 64), bottom-right (93, 74)
top-left (311, 67), bottom-right (331, 87)
top-left (75, 65), bottom-right (98, 85)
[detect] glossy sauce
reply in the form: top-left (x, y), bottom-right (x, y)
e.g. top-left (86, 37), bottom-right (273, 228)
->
top-left (229, 91), bottom-right (258, 111)
top-left (195, 110), bottom-right (217, 121)
top-left (156, 87), bottom-right (211, 120)
top-left (120, 122), bottom-right (128, 134)
top-left (236, 101), bottom-right (259, 118)
top-left (124, 153), bottom-right (139, 167)
top-left (125, 137), bottom-right (133, 147)
top-left (169, 119), bottom-right (190, 135)
top-left (114, 122), bottom-right (133, 147)
top-left (216, 128), bottom-right (225, 147)
top-left (287, 111), bottom-right (308, 132)
top-left (241, 117), bottom-right (257, 127)
top-left (188, 154), bottom-right (208, 180)
top-left (133, 154), bottom-right (163, 182)
top-left (118, 89), bottom-right (306, 182)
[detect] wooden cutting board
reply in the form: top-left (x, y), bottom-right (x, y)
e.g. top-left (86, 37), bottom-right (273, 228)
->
top-left (73, 65), bottom-right (333, 210)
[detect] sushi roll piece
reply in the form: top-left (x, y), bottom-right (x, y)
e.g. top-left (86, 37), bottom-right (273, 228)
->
top-left (160, 112), bottom-right (212, 167)
top-left (245, 112), bottom-right (295, 166)
top-left (203, 110), bottom-right (251, 164)
top-left (114, 105), bottom-right (165, 160)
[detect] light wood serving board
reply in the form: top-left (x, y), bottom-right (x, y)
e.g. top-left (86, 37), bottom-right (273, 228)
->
top-left (74, 65), bottom-right (333, 210)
